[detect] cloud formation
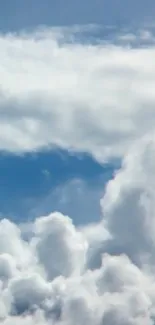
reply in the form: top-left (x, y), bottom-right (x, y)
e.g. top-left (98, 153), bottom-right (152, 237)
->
top-left (0, 133), bottom-right (155, 324)
top-left (1, 26), bottom-right (155, 160)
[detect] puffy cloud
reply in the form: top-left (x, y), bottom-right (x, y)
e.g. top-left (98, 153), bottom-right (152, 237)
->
top-left (0, 219), bottom-right (32, 268)
top-left (1, 26), bottom-right (155, 160)
top-left (101, 134), bottom-right (155, 266)
top-left (1, 311), bottom-right (48, 325)
top-left (1, 133), bottom-right (155, 324)
top-left (0, 254), bottom-right (17, 283)
top-left (9, 273), bottom-right (51, 315)
top-left (32, 212), bottom-right (87, 280)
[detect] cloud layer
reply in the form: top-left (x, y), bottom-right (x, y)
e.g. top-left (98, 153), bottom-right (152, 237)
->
top-left (0, 133), bottom-right (155, 324)
top-left (1, 26), bottom-right (155, 160)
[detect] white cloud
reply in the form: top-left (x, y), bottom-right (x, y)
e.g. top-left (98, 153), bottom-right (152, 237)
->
top-left (32, 212), bottom-right (87, 280)
top-left (0, 133), bottom-right (155, 323)
top-left (1, 26), bottom-right (155, 160)
top-left (0, 219), bottom-right (32, 268)
top-left (0, 254), bottom-right (17, 282)
top-left (101, 134), bottom-right (155, 266)
top-left (9, 273), bottom-right (51, 315)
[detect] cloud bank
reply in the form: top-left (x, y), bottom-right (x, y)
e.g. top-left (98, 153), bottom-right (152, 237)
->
top-left (0, 133), bottom-right (155, 324)
top-left (1, 26), bottom-right (155, 160)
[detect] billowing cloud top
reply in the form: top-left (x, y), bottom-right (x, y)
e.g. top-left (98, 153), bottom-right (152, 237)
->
top-left (1, 26), bottom-right (155, 160)
top-left (0, 134), bottom-right (155, 324)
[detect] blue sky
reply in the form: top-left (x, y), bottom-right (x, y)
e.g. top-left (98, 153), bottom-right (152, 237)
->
top-left (0, 0), bottom-right (154, 32)
top-left (0, 150), bottom-right (118, 224)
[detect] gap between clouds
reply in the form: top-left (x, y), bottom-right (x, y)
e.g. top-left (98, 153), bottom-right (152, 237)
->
top-left (0, 133), bottom-right (155, 324)
top-left (0, 149), bottom-right (115, 222)
top-left (1, 26), bottom-right (155, 160)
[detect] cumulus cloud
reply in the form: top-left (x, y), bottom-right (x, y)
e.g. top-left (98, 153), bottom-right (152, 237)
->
top-left (101, 135), bottom-right (155, 266)
top-left (0, 133), bottom-right (155, 324)
top-left (32, 212), bottom-right (87, 280)
top-left (1, 26), bottom-right (155, 160)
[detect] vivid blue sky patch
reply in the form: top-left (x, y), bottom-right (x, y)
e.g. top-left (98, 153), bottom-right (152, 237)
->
top-left (0, 150), bottom-right (118, 224)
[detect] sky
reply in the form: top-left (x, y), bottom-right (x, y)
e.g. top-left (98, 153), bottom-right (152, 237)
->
top-left (1, 1), bottom-right (155, 325)
top-left (0, 0), bottom-right (155, 31)
top-left (0, 150), bottom-right (116, 224)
